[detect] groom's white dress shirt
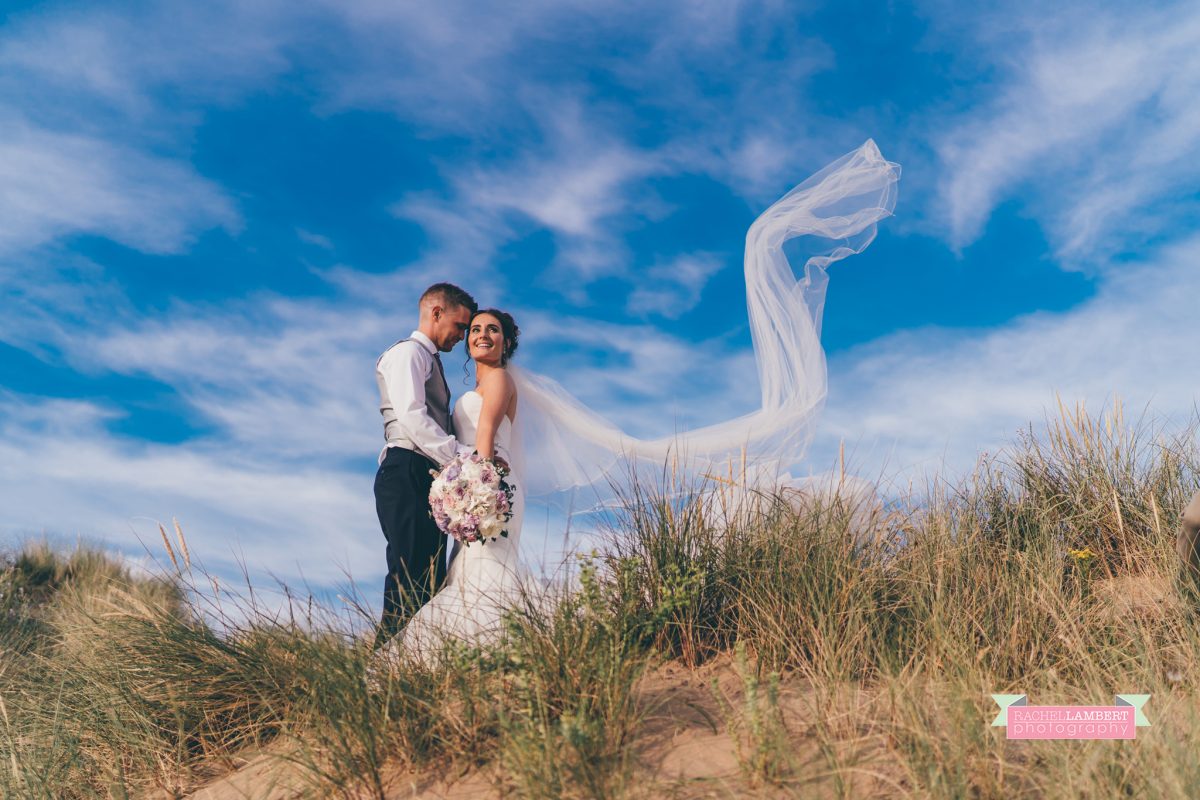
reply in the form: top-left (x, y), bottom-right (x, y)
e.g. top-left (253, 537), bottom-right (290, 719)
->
top-left (376, 330), bottom-right (462, 466)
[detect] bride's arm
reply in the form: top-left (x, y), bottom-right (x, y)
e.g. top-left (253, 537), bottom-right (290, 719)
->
top-left (474, 369), bottom-right (514, 461)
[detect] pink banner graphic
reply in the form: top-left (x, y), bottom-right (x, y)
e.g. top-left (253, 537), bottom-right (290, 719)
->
top-left (1006, 706), bottom-right (1135, 740)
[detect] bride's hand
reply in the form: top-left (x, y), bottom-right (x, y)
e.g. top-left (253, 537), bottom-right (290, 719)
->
top-left (471, 450), bottom-right (510, 475)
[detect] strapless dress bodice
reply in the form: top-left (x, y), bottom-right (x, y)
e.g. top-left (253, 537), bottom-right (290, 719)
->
top-left (453, 390), bottom-right (513, 460)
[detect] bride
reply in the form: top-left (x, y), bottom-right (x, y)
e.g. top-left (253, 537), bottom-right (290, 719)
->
top-left (394, 140), bottom-right (901, 654)
top-left (393, 308), bottom-right (529, 654)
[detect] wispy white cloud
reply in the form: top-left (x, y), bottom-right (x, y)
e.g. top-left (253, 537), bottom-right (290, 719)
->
top-left (0, 391), bottom-right (376, 587)
top-left (0, 2), bottom-right (298, 262)
top-left (933, 4), bottom-right (1200, 263)
top-left (814, 234), bottom-right (1200, 480)
top-left (0, 1), bottom-right (294, 117)
top-left (314, 1), bottom-right (802, 137)
top-left (87, 299), bottom-right (398, 460)
top-left (296, 228), bottom-right (334, 250)
top-left (0, 116), bottom-right (238, 256)
top-left (466, 135), bottom-right (651, 240)
top-left (511, 307), bottom-right (759, 440)
top-left (626, 253), bottom-right (727, 318)
top-left (450, 102), bottom-right (664, 288)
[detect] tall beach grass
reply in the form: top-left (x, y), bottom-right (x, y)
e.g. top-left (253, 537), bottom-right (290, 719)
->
top-left (2, 400), bottom-right (1199, 797)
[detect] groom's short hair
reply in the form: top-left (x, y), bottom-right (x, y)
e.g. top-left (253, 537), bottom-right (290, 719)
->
top-left (420, 282), bottom-right (477, 314)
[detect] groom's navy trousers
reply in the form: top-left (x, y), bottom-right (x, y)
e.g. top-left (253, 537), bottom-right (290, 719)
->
top-left (374, 446), bottom-right (447, 646)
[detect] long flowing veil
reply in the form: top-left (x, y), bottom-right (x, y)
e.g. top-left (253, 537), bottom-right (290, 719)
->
top-left (509, 140), bottom-right (900, 502)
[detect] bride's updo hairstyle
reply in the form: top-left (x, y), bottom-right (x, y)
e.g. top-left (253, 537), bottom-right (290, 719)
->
top-left (470, 308), bottom-right (520, 366)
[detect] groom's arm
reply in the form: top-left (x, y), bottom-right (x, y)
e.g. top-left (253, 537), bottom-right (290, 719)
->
top-left (378, 345), bottom-right (462, 466)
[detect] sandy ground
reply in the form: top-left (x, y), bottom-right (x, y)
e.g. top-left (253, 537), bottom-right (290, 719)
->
top-left (183, 654), bottom-right (898, 799)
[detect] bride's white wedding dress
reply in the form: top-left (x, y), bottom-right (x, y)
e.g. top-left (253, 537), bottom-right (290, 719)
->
top-left (394, 389), bottom-right (528, 655)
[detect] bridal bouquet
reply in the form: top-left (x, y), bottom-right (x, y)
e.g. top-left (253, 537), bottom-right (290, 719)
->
top-left (429, 452), bottom-right (515, 545)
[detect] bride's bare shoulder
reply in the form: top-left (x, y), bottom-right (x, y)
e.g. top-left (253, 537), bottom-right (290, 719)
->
top-left (477, 368), bottom-right (515, 397)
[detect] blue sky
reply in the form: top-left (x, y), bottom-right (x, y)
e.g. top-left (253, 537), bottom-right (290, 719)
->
top-left (3, 0), bottom-right (1199, 596)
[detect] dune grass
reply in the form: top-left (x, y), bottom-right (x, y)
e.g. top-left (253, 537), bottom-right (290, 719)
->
top-left (3, 400), bottom-right (1200, 798)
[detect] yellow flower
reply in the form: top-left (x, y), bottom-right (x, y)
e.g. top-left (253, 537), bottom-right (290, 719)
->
top-left (1068, 547), bottom-right (1096, 562)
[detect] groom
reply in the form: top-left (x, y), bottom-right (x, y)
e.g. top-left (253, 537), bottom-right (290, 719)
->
top-left (372, 282), bottom-right (477, 647)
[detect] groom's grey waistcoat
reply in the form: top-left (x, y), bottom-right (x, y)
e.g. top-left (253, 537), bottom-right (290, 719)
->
top-left (377, 338), bottom-right (452, 453)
